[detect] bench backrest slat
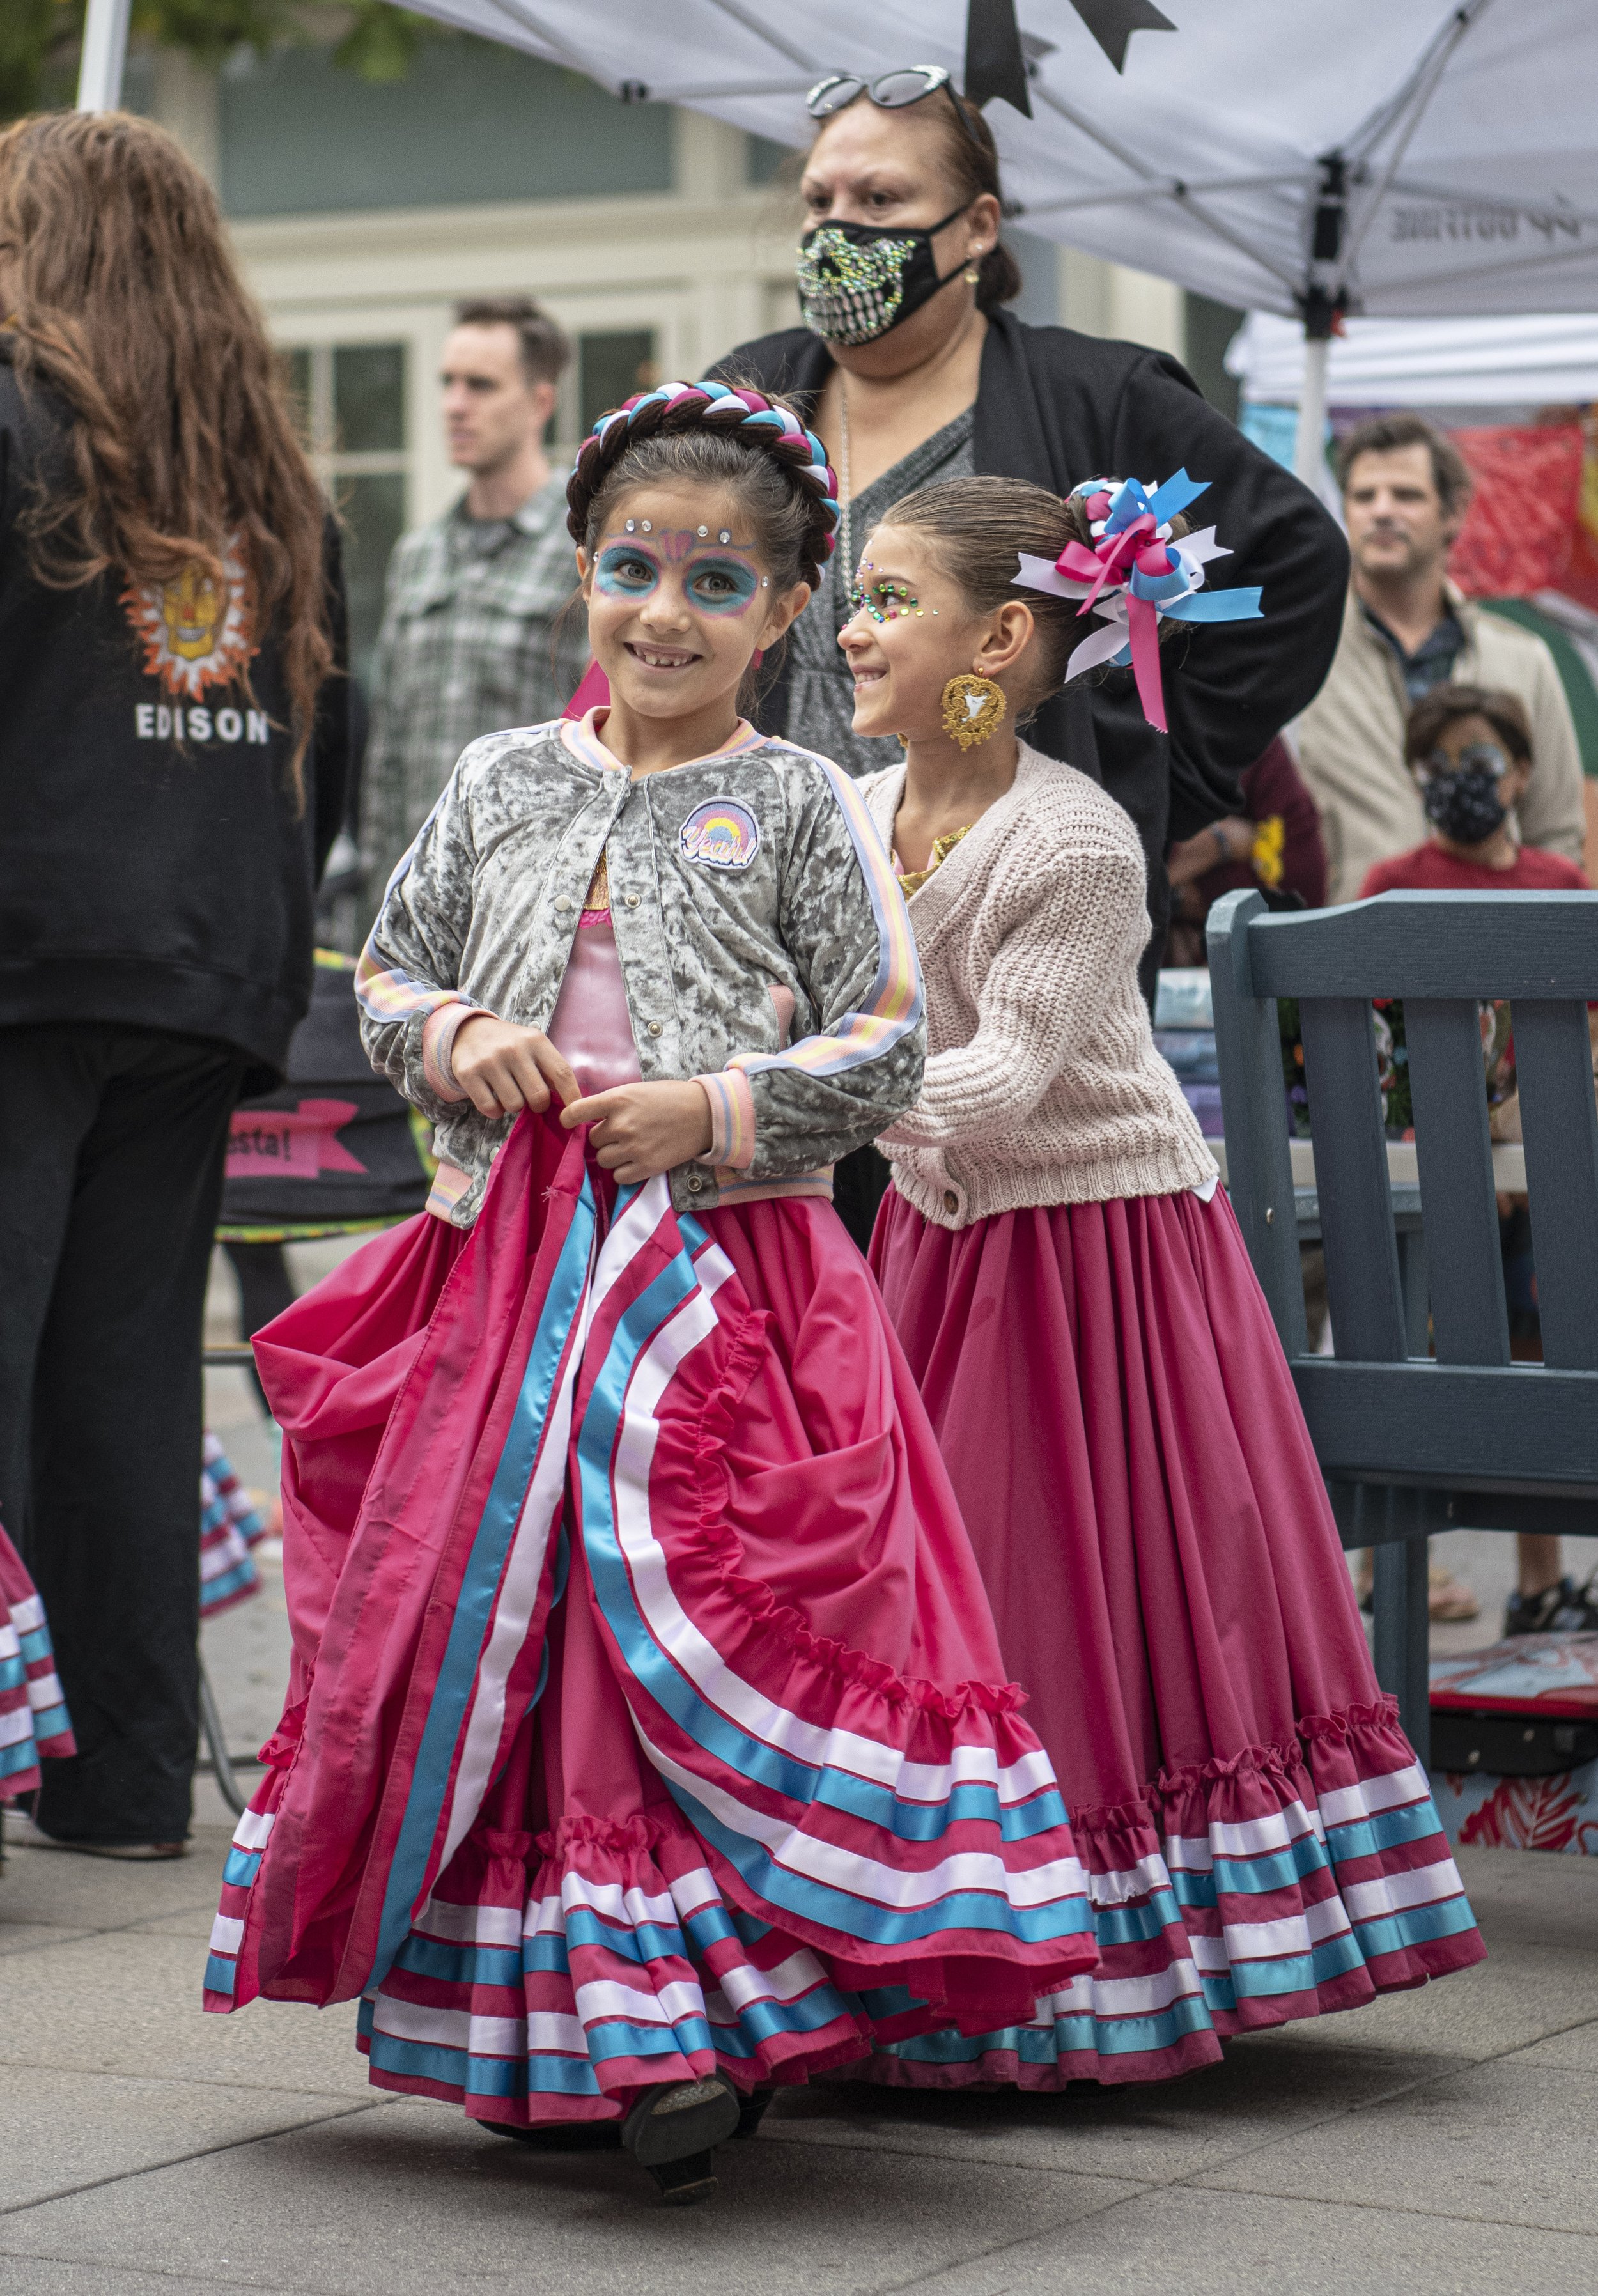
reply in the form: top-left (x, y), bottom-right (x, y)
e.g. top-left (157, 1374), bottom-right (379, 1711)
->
top-left (1403, 998), bottom-right (1509, 1366)
top-left (1298, 996), bottom-right (1407, 1363)
top-left (1514, 998), bottom-right (1598, 1370)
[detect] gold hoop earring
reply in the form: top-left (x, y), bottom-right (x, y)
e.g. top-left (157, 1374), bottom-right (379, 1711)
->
top-left (941, 672), bottom-right (1007, 750)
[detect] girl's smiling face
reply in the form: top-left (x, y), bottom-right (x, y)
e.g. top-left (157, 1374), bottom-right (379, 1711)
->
top-left (841, 521), bottom-right (1043, 750)
top-left (839, 524), bottom-right (978, 740)
top-left (578, 482), bottom-right (808, 726)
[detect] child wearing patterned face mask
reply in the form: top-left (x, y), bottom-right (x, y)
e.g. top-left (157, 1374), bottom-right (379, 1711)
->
top-left (1361, 683), bottom-right (1590, 897)
top-left (198, 383), bottom-right (1101, 2208)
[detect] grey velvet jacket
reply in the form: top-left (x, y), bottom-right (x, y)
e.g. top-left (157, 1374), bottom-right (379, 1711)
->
top-left (355, 712), bottom-right (925, 1228)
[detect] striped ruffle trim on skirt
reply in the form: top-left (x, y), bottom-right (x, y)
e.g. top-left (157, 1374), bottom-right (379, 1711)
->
top-left (199, 1431), bottom-right (268, 1621)
top-left (205, 1788), bottom-right (1089, 2121)
top-left (858, 1702), bottom-right (1485, 2088)
top-left (0, 1542), bottom-right (74, 1799)
top-left (360, 1815), bottom-right (879, 2120)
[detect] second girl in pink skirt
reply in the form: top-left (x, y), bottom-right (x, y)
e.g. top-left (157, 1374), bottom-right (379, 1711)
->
top-left (842, 472), bottom-right (1484, 2086)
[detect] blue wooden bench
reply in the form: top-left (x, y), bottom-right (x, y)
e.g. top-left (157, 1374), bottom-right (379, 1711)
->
top-left (1207, 887), bottom-right (1598, 1765)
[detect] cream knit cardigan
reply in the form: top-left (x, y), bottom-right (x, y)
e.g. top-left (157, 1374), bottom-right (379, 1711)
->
top-left (862, 741), bottom-right (1216, 1228)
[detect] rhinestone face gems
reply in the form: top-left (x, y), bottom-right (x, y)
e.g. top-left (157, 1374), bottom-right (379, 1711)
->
top-left (640, 520), bottom-right (652, 532)
top-left (718, 530), bottom-right (732, 544)
top-left (697, 525), bottom-right (709, 538)
top-left (624, 519), bottom-right (636, 532)
top-left (849, 566), bottom-right (924, 623)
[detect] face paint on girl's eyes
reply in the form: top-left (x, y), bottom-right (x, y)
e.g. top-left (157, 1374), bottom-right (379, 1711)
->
top-left (688, 558), bottom-right (762, 615)
top-left (594, 545), bottom-right (659, 595)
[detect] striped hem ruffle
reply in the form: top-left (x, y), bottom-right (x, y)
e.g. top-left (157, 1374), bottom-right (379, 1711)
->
top-left (857, 1701), bottom-right (1486, 2088)
top-left (0, 1532), bottom-right (74, 1799)
top-left (199, 1432), bottom-right (268, 1622)
top-left (359, 1814), bottom-right (880, 2121)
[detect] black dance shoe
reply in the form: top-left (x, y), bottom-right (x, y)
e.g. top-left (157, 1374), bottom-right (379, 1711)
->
top-left (621, 2072), bottom-right (740, 2200)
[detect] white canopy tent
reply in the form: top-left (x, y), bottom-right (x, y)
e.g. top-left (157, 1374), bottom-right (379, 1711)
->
top-left (78, 0), bottom-right (1598, 481)
top-left (1228, 311), bottom-right (1598, 412)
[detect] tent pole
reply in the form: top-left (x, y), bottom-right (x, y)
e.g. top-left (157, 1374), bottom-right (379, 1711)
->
top-left (77, 0), bottom-right (132, 112)
top-left (1295, 331), bottom-right (1330, 490)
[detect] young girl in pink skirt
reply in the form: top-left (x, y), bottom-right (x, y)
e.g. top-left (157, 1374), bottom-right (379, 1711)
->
top-left (202, 387), bottom-right (1098, 2202)
top-left (843, 472), bottom-right (1485, 2088)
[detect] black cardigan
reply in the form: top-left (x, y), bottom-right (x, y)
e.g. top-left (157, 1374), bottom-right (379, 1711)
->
top-left (711, 313), bottom-right (1349, 952)
top-left (0, 357), bottom-right (350, 1092)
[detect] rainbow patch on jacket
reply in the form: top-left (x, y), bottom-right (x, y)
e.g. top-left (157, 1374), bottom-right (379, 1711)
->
top-left (121, 535), bottom-right (257, 701)
top-left (679, 798), bottom-right (760, 871)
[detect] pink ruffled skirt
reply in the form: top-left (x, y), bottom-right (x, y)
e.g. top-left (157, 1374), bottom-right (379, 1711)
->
top-left (867, 1181), bottom-right (1484, 2086)
top-left (203, 1113), bottom-right (1098, 2124)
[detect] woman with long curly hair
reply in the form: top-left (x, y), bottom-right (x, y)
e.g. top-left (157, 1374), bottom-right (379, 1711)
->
top-left (0, 110), bottom-right (349, 1857)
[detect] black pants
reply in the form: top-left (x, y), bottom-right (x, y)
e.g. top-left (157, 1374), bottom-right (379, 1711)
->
top-left (832, 1144), bottom-right (892, 1256)
top-left (223, 1242), bottom-right (297, 1339)
top-left (0, 1025), bottom-right (243, 1842)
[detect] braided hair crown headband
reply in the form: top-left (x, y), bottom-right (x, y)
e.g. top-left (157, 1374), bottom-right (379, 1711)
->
top-left (568, 379), bottom-right (841, 561)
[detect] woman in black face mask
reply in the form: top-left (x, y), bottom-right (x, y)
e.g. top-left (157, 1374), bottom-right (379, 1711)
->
top-left (706, 72), bottom-right (1349, 1248)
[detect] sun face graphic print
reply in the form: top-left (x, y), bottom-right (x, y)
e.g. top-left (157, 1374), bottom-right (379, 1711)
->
top-left (121, 535), bottom-right (257, 701)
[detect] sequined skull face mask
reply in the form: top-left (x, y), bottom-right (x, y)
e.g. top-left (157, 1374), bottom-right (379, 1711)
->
top-left (795, 205), bottom-right (971, 348)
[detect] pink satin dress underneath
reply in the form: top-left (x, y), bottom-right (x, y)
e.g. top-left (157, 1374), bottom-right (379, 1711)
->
top-left (545, 912), bottom-right (642, 1099)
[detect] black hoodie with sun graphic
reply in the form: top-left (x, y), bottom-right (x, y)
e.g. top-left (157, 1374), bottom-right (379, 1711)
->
top-left (0, 358), bottom-right (350, 1092)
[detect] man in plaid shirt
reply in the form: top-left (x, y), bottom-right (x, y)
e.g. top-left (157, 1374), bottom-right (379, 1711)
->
top-left (361, 296), bottom-right (587, 910)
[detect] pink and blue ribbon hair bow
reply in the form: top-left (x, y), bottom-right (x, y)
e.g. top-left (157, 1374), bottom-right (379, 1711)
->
top-left (1012, 472), bottom-right (1263, 733)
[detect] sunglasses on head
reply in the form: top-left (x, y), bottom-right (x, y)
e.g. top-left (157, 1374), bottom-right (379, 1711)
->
top-left (805, 65), bottom-right (983, 150)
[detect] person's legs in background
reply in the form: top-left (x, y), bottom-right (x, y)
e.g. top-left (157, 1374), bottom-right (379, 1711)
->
top-left (222, 1240), bottom-right (297, 1415)
top-left (0, 1025), bottom-right (243, 1845)
top-left (222, 1243), bottom-right (296, 1341)
top-left (1505, 1532), bottom-right (1598, 1634)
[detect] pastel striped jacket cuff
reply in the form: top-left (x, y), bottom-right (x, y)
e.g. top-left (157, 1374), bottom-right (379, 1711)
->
top-left (420, 1002), bottom-right (479, 1103)
top-left (695, 1069), bottom-right (757, 1170)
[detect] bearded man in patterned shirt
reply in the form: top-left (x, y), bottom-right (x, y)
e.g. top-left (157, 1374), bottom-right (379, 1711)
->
top-left (360, 295), bottom-right (587, 911)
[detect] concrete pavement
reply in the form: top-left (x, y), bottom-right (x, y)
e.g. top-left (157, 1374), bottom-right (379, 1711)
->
top-left (0, 1253), bottom-right (1592, 2292)
top-left (3, 1760), bottom-right (1597, 2291)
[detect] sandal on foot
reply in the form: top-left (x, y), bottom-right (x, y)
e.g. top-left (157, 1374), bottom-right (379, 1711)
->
top-left (733, 2088), bottom-right (775, 2139)
top-left (1427, 1565), bottom-right (1480, 1623)
top-left (621, 2074), bottom-right (740, 2170)
top-left (645, 2150), bottom-right (719, 2205)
